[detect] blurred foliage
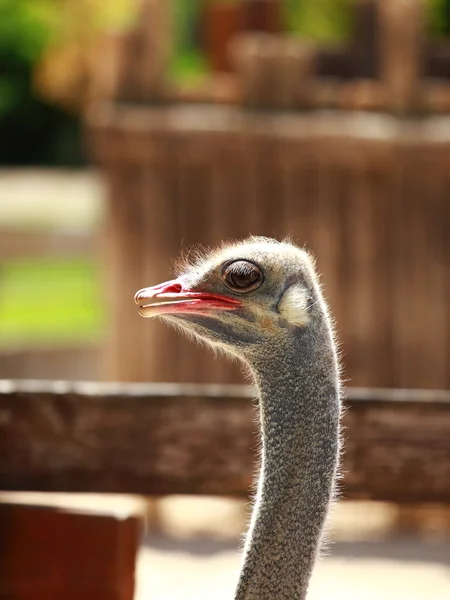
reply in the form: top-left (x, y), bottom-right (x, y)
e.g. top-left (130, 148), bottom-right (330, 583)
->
top-left (0, 0), bottom-right (133, 166)
top-left (284, 0), bottom-right (450, 40)
top-left (169, 0), bottom-right (354, 83)
top-left (170, 1), bottom-right (208, 83)
top-left (284, 0), bottom-right (354, 41)
top-left (0, 257), bottom-right (102, 346)
top-left (170, 0), bottom-right (450, 83)
top-left (0, 0), bottom-right (76, 164)
top-left (429, 0), bottom-right (450, 36)
top-left (0, 0), bottom-right (449, 165)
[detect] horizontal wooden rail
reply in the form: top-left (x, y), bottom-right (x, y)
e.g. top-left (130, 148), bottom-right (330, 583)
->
top-left (0, 381), bottom-right (449, 502)
top-left (87, 105), bottom-right (450, 168)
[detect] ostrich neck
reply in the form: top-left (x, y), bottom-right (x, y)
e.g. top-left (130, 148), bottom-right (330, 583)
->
top-left (235, 324), bottom-right (340, 600)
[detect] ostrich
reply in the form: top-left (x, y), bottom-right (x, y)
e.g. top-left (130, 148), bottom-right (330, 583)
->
top-left (134, 237), bottom-right (341, 600)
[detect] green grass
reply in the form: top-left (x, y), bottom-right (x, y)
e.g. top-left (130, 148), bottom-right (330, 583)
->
top-left (0, 258), bottom-right (103, 347)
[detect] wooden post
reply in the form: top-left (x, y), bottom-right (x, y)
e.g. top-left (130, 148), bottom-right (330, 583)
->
top-left (231, 33), bottom-right (279, 107)
top-left (278, 38), bottom-right (316, 109)
top-left (92, 0), bottom-right (172, 102)
top-left (243, 0), bottom-right (282, 33)
top-left (378, 0), bottom-right (425, 113)
top-left (231, 34), bottom-right (316, 109)
top-left (203, 2), bottom-right (243, 72)
top-left (351, 0), bottom-right (378, 78)
top-left (137, 0), bottom-right (172, 99)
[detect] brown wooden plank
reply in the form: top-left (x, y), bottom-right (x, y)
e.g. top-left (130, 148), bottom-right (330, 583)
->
top-left (0, 381), bottom-right (449, 503)
top-left (0, 501), bottom-right (141, 600)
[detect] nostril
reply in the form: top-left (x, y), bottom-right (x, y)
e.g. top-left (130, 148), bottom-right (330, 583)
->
top-left (134, 280), bottom-right (184, 304)
top-left (163, 282), bottom-right (183, 294)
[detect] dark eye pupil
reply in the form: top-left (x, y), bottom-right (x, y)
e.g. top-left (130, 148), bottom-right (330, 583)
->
top-left (223, 260), bottom-right (263, 291)
top-left (231, 269), bottom-right (257, 287)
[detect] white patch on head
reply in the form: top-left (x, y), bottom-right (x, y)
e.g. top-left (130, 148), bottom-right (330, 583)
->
top-left (278, 284), bottom-right (310, 327)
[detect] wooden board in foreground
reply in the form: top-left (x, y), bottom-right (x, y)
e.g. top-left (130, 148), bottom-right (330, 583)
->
top-left (0, 381), bottom-right (449, 503)
top-left (0, 500), bottom-right (140, 600)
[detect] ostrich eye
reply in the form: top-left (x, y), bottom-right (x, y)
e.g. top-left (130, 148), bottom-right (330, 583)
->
top-left (222, 260), bottom-right (263, 292)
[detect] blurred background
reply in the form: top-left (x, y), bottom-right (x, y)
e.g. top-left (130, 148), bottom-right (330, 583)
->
top-left (1, 1), bottom-right (450, 599)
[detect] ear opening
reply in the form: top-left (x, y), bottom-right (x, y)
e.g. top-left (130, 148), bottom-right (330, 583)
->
top-left (278, 284), bottom-right (310, 327)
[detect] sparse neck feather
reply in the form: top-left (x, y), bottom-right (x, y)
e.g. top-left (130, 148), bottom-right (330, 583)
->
top-left (235, 318), bottom-right (341, 600)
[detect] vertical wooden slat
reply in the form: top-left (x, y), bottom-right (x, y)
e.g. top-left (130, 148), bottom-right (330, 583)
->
top-left (424, 158), bottom-right (449, 389)
top-left (174, 138), bottom-right (222, 383)
top-left (254, 129), bottom-right (286, 239)
top-left (281, 140), bottom-right (321, 250)
top-left (443, 163), bottom-right (450, 389)
top-left (139, 151), bottom-right (182, 383)
top-left (390, 150), bottom-right (408, 388)
top-left (103, 164), bottom-right (146, 382)
top-left (348, 162), bottom-right (371, 386)
top-left (343, 161), bottom-right (394, 387)
top-left (209, 166), bottom-right (247, 385)
top-left (312, 161), bottom-right (351, 375)
top-left (390, 149), bottom-right (434, 388)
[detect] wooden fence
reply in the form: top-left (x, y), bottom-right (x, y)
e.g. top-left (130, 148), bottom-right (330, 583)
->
top-left (86, 0), bottom-right (450, 390)
top-left (2, 380), bottom-right (449, 597)
top-left (1, 381), bottom-right (450, 503)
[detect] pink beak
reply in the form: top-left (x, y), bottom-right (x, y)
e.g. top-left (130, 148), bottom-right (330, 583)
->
top-left (134, 278), bottom-right (242, 318)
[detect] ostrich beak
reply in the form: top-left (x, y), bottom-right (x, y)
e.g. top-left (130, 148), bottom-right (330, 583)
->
top-left (134, 278), bottom-right (242, 318)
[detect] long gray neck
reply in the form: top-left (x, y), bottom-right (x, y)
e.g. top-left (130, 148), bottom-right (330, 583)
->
top-left (235, 320), bottom-right (340, 600)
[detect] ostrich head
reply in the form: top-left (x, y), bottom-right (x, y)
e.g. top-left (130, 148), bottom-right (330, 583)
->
top-left (134, 237), bottom-right (324, 362)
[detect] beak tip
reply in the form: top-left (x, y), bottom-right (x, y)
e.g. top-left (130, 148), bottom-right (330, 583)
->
top-left (134, 288), bottom-right (150, 305)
